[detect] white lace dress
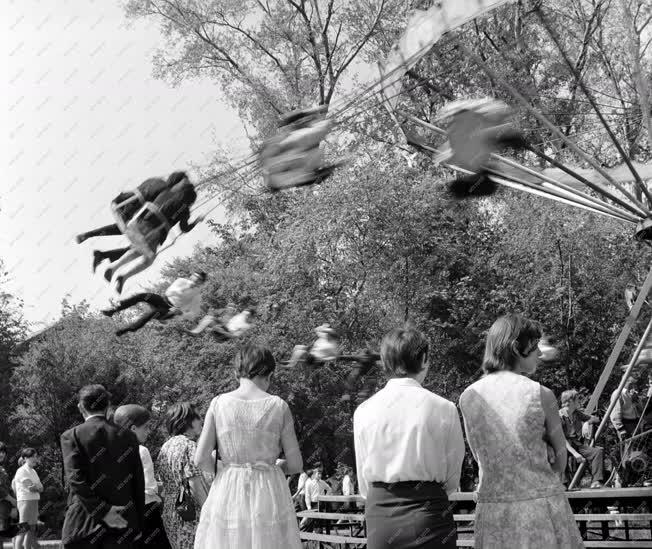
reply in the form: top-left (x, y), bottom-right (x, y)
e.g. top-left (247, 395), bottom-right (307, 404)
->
top-left (194, 394), bottom-right (302, 549)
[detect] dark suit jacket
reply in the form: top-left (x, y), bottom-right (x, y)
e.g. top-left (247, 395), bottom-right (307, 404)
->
top-left (60, 416), bottom-right (145, 545)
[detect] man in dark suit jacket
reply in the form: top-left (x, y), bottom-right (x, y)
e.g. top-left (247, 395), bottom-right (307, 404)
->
top-left (60, 385), bottom-right (145, 549)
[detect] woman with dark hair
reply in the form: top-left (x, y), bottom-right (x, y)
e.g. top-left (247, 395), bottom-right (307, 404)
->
top-left (102, 179), bottom-right (203, 293)
top-left (193, 344), bottom-right (303, 548)
top-left (156, 403), bottom-right (210, 549)
top-left (11, 448), bottom-right (42, 549)
top-left (459, 314), bottom-right (583, 548)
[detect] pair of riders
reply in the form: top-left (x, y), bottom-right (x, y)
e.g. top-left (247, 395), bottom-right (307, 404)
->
top-left (76, 171), bottom-right (203, 294)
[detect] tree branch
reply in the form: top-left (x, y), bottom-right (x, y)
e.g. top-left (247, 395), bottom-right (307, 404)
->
top-left (329, 0), bottom-right (386, 102)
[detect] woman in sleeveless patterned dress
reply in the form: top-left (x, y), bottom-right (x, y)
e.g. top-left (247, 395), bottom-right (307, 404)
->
top-left (459, 314), bottom-right (584, 549)
top-left (193, 344), bottom-right (303, 549)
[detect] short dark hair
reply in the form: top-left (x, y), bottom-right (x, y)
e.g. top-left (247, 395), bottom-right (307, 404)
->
top-left (235, 344), bottom-right (276, 379)
top-left (482, 314), bottom-right (542, 374)
top-left (20, 448), bottom-right (37, 459)
top-left (79, 384), bottom-right (111, 413)
top-left (380, 327), bottom-right (429, 376)
top-left (193, 271), bottom-right (207, 282)
top-left (0, 442), bottom-right (6, 453)
top-left (113, 404), bottom-right (151, 430)
top-left (167, 171), bottom-right (189, 187)
top-left (175, 180), bottom-right (197, 205)
top-left (165, 402), bottom-right (200, 436)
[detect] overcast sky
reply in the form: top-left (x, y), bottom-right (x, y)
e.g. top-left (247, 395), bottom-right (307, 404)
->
top-left (1, 0), bottom-right (249, 332)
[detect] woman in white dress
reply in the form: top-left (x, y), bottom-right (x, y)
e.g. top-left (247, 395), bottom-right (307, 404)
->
top-left (194, 344), bottom-right (304, 549)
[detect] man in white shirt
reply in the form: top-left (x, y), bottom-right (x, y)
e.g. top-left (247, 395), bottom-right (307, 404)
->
top-left (102, 271), bottom-right (207, 336)
top-left (353, 326), bottom-right (465, 549)
top-left (341, 469), bottom-right (354, 496)
top-left (292, 470), bottom-right (309, 511)
top-left (299, 468), bottom-right (332, 531)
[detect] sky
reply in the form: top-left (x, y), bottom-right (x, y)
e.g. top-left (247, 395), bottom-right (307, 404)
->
top-left (1, 0), bottom-right (249, 332)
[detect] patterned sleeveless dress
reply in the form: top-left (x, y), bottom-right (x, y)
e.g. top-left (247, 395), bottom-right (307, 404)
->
top-left (459, 371), bottom-right (584, 548)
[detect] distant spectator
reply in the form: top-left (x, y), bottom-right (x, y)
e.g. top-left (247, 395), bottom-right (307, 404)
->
top-left (0, 442), bottom-right (17, 537)
top-left (157, 402), bottom-right (208, 549)
top-left (292, 469), bottom-right (309, 511)
top-left (610, 370), bottom-right (643, 441)
top-left (558, 390), bottom-right (603, 488)
top-left (300, 468), bottom-right (332, 532)
top-left (342, 468), bottom-right (355, 496)
top-left (114, 404), bottom-right (171, 549)
top-left (11, 448), bottom-right (42, 549)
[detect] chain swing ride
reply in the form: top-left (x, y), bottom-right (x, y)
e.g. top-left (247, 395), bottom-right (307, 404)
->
top-left (76, 0), bottom-right (652, 469)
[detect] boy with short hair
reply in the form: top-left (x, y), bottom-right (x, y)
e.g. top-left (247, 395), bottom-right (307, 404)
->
top-left (559, 390), bottom-right (603, 488)
top-left (113, 405), bottom-right (170, 548)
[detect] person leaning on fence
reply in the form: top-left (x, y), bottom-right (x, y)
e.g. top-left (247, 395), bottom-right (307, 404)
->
top-left (558, 389), bottom-right (603, 488)
top-left (610, 368), bottom-right (645, 487)
top-left (610, 367), bottom-right (643, 440)
top-left (291, 469), bottom-right (309, 512)
top-left (299, 467), bottom-right (332, 533)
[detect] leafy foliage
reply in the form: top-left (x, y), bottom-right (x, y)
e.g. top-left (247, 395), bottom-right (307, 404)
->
top-left (5, 0), bottom-right (652, 534)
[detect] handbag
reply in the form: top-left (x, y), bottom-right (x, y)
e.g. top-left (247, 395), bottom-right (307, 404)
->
top-left (175, 474), bottom-right (196, 522)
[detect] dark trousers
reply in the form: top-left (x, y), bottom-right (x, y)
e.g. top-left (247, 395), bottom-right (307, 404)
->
top-left (366, 481), bottom-right (456, 549)
top-left (99, 246), bottom-right (130, 263)
top-left (112, 293), bottom-right (174, 335)
top-left (619, 418), bottom-right (640, 486)
top-left (78, 224), bottom-right (122, 241)
top-left (572, 442), bottom-right (604, 482)
top-left (140, 502), bottom-right (170, 548)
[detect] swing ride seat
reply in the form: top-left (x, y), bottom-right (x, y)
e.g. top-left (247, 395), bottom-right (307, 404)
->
top-left (445, 108), bottom-right (516, 173)
top-left (124, 202), bottom-right (171, 261)
top-left (265, 164), bottom-right (340, 192)
top-left (264, 148), bottom-right (323, 176)
top-left (279, 104), bottom-right (328, 127)
top-left (278, 119), bottom-right (332, 151)
top-left (110, 190), bottom-right (145, 233)
top-left (260, 105), bottom-right (343, 192)
top-left (635, 219), bottom-right (652, 242)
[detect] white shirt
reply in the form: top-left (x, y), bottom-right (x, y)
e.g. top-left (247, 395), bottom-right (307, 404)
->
top-left (296, 472), bottom-right (308, 495)
top-left (165, 278), bottom-right (202, 318)
top-left (342, 474), bottom-right (353, 496)
top-left (12, 463), bottom-right (41, 502)
top-left (353, 377), bottom-right (465, 498)
top-left (226, 311), bottom-right (252, 336)
top-left (304, 478), bottom-right (332, 509)
top-left (139, 446), bottom-right (160, 505)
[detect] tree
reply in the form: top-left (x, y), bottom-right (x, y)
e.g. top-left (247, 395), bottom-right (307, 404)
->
top-left (0, 263), bottom-right (27, 445)
top-left (125, 0), bottom-right (401, 133)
